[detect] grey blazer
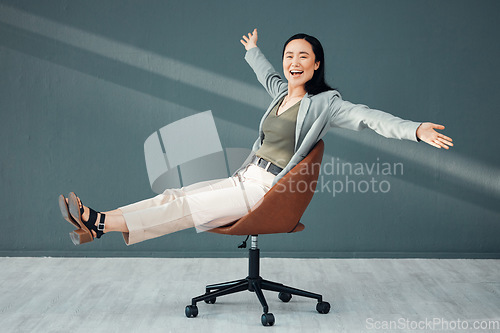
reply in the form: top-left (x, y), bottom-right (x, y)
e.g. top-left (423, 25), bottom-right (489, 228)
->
top-left (236, 47), bottom-right (421, 186)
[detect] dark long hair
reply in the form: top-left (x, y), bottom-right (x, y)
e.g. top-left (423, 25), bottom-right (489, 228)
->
top-left (282, 33), bottom-right (335, 95)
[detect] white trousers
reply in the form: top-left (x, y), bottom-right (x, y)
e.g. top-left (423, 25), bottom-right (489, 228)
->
top-left (118, 164), bottom-right (275, 245)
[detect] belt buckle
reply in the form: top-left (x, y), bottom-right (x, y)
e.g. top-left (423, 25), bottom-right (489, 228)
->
top-left (255, 157), bottom-right (272, 173)
top-left (258, 158), bottom-right (271, 172)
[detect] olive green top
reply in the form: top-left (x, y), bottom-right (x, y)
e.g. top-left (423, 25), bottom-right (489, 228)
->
top-left (255, 96), bottom-right (301, 169)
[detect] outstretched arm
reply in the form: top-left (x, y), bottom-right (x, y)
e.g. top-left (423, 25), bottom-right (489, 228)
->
top-left (329, 96), bottom-right (454, 149)
top-left (416, 123), bottom-right (453, 149)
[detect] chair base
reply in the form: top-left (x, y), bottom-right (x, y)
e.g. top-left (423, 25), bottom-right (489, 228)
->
top-left (186, 245), bottom-right (331, 326)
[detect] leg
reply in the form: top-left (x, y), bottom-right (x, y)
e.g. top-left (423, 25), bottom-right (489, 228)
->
top-left (252, 280), bottom-right (269, 314)
top-left (114, 177), bottom-right (241, 218)
top-left (68, 177), bottom-right (241, 236)
top-left (63, 165), bottom-right (273, 244)
top-left (122, 177), bottom-right (269, 245)
top-left (261, 280), bottom-right (323, 301)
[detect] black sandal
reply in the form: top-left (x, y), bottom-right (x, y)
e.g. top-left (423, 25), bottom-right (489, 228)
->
top-left (68, 192), bottom-right (106, 245)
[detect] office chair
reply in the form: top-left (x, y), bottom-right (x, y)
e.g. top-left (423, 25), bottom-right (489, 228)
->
top-left (185, 140), bottom-right (330, 326)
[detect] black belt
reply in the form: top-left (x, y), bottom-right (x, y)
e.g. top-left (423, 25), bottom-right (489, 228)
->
top-left (251, 156), bottom-right (283, 176)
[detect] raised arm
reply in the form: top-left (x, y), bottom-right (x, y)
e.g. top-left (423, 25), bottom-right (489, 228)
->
top-left (240, 29), bottom-right (287, 99)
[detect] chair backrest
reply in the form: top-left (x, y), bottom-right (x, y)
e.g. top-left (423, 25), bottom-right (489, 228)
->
top-left (209, 139), bottom-right (325, 235)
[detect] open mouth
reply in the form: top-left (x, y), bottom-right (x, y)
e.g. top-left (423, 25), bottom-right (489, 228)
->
top-left (290, 70), bottom-right (304, 77)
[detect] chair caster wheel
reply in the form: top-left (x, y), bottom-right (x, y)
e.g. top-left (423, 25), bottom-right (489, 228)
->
top-left (316, 301), bottom-right (331, 314)
top-left (204, 297), bottom-right (216, 304)
top-left (261, 312), bottom-right (275, 326)
top-left (278, 292), bottom-right (292, 302)
top-left (185, 305), bottom-right (198, 318)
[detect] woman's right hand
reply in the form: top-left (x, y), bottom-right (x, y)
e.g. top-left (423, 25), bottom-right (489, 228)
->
top-left (240, 28), bottom-right (258, 51)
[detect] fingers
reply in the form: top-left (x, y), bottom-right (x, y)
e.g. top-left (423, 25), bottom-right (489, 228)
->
top-left (241, 29), bottom-right (258, 50)
top-left (437, 133), bottom-right (453, 143)
top-left (436, 136), bottom-right (453, 149)
top-left (431, 123), bottom-right (445, 130)
top-left (422, 133), bottom-right (453, 149)
top-left (417, 122), bottom-right (453, 149)
top-left (427, 123), bottom-right (453, 149)
top-left (241, 33), bottom-right (252, 46)
top-left (429, 141), bottom-right (442, 149)
top-left (438, 134), bottom-right (453, 146)
top-left (242, 28), bottom-right (257, 41)
top-left (434, 127), bottom-right (453, 148)
top-left (423, 135), bottom-right (441, 148)
top-left (426, 135), bottom-right (452, 149)
top-left (240, 35), bottom-right (249, 47)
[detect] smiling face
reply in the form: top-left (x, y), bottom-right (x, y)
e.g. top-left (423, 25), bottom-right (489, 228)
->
top-left (283, 39), bottom-right (320, 89)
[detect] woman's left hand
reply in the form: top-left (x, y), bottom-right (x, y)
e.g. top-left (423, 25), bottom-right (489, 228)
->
top-left (416, 122), bottom-right (453, 149)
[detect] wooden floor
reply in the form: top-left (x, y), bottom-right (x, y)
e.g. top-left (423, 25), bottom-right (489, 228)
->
top-left (0, 257), bottom-right (499, 332)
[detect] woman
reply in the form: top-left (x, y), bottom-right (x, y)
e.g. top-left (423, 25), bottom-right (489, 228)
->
top-left (59, 29), bottom-right (453, 245)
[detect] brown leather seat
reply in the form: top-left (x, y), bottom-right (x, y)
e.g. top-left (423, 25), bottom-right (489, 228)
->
top-left (186, 140), bottom-right (330, 326)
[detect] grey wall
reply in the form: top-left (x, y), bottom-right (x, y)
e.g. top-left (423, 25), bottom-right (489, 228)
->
top-left (1, 0), bottom-right (499, 258)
